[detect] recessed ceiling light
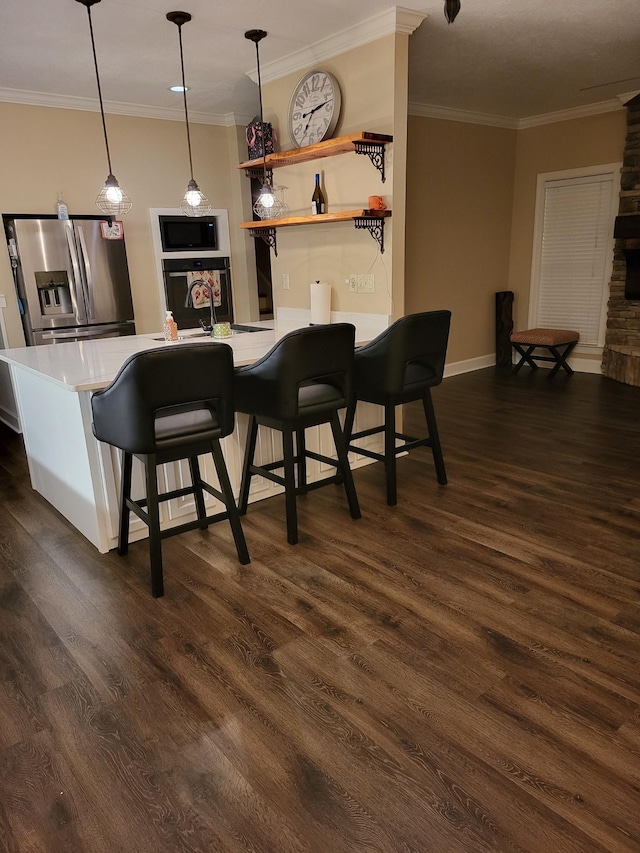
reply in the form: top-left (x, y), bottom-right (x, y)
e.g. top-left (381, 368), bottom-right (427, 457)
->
top-left (169, 85), bottom-right (189, 92)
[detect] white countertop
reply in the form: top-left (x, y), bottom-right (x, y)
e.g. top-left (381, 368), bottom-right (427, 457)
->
top-left (0, 314), bottom-right (388, 392)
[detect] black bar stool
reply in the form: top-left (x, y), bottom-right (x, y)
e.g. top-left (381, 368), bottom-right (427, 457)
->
top-left (91, 344), bottom-right (250, 597)
top-left (235, 323), bottom-right (361, 545)
top-left (344, 310), bottom-right (451, 506)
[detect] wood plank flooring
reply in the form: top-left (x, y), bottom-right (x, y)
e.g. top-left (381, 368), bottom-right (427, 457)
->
top-left (1, 366), bottom-right (639, 851)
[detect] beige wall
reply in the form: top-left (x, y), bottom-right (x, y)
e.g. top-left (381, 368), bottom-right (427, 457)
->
top-left (0, 101), bottom-right (255, 345)
top-left (507, 109), bottom-right (627, 330)
top-left (406, 109), bottom-right (627, 366)
top-left (405, 116), bottom-right (517, 363)
top-left (1, 91), bottom-right (628, 363)
top-left (260, 34), bottom-right (405, 318)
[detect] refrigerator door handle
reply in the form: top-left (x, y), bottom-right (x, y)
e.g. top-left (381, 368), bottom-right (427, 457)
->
top-left (75, 225), bottom-right (95, 320)
top-left (63, 223), bottom-right (88, 323)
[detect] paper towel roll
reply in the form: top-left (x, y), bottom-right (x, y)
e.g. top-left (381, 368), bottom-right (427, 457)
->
top-left (310, 281), bottom-right (331, 325)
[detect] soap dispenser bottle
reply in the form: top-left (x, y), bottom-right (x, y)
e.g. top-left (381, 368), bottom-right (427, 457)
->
top-left (164, 310), bottom-right (178, 342)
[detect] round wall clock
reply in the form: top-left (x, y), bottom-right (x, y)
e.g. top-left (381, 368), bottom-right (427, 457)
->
top-left (288, 70), bottom-right (342, 148)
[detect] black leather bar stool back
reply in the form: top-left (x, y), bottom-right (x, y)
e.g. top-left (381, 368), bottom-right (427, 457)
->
top-left (235, 323), bottom-right (361, 544)
top-left (91, 344), bottom-right (249, 597)
top-left (345, 310), bottom-right (451, 506)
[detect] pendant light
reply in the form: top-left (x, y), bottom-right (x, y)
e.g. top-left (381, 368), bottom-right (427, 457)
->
top-left (245, 30), bottom-right (285, 220)
top-left (167, 11), bottom-right (211, 217)
top-left (76, 0), bottom-right (132, 216)
top-left (444, 0), bottom-right (461, 24)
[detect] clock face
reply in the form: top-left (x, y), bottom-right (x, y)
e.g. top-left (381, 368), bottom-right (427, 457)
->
top-left (288, 70), bottom-right (342, 148)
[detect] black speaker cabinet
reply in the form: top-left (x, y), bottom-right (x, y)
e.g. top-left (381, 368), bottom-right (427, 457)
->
top-left (495, 291), bottom-right (514, 368)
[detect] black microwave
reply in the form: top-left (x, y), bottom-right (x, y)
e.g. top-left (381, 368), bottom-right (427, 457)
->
top-left (159, 215), bottom-right (217, 252)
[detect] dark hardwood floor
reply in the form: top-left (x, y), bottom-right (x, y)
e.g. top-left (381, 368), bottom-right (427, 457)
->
top-left (1, 366), bottom-right (640, 852)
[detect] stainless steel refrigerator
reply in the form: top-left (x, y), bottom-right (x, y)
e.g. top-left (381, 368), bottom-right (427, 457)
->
top-left (4, 215), bottom-right (135, 345)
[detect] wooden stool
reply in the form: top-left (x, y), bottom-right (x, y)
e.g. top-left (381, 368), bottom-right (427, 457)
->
top-left (510, 328), bottom-right (580, 377)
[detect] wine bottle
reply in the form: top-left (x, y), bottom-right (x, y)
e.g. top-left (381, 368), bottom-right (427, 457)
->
top-left (311, 173), bottom-right (325, 215)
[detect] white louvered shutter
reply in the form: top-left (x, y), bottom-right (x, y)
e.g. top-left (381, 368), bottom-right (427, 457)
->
top-left (534, 173), bottom-right (616, 347)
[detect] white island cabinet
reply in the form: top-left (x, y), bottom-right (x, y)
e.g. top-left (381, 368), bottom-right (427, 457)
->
top-left (0, 315), bottom-right (386, 553)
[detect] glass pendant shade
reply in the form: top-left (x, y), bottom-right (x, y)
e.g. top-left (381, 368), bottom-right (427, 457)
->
top-left (444, 0), bottom-right (461, 23)
top-left (96, 173), bottom-right (132, 216)
top-left (253, 183), bottom-right (285, 220)
top-left (76, 0), bottom-right (131, 215)
top-left (181, 179), bottom-right (211, 216)
top-left (168, 11), bottom-right (211, 218)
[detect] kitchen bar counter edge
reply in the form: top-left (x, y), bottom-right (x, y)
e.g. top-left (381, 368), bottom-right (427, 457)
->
top-left (0, 313), bottom-right (387, 392)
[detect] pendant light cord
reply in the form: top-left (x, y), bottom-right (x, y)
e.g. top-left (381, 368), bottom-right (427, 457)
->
top-left (84, 4), bottom-right (113, 176)
top-left (176, 22), bottom-right (195, 182)
top-left (252, 39), bottom-right (269, 187)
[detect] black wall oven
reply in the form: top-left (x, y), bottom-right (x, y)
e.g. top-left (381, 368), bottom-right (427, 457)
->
top-left (162, 257), bottom-right (233, 329)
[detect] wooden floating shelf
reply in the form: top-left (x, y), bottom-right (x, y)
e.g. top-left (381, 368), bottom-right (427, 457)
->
top-left (240, 209), bottom-right (391, 230)
top-left (237, 132), bottom-right (393, 172)
top-left (237, 132), bottom-right (394, 253)
top-left (240, 210), bottom-right (392, 256)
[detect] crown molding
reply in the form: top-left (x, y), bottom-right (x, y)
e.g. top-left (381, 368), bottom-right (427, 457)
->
top-left (4, 82), bottom-right (627, 134)
top-left (409, 95), bottom-right (626, 129)
top-left (517, 97), bottom-right (625, 128)
top-left (0, 87), bottom-right (240, 126)
top-left (247, 7), bottom-right (427, 85)
top-left (408, 101), bottom-right (518, 128)
top-left (617, 89), bottom-right (640, 105)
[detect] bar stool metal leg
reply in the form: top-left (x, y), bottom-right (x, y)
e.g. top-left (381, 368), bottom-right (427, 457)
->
top-left (239, 415), bottom-right (259, 515)
top-left (329, 411), bottom-right (361, 519)
top-left (423, 390), bottom-right (447, 485)
top-left (118, 450), bottom-right (133, 556)
top-left (343, 401), bottom-right (356, 448)
top-left (384, 402), bottom-right (397, 506)
top-left (188, 455), bottom-right (208, 530)
top-left (144, 454), bottom-right (164, 598)
top-left (282, 428), bottom-right (299, 545)
top-left (210, 440), bottom-right (250, 565)
top-left (296, 429), bottom-right (307, 492)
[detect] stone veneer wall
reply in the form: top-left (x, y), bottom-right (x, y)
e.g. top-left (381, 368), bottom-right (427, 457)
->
top-left (602, 94), bottom-right (640, 385)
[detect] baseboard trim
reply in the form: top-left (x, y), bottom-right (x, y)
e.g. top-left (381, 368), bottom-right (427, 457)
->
top-left (444, 354), bottom-right (496, 377)
top-left (444, 353), bottom-right (603, 378)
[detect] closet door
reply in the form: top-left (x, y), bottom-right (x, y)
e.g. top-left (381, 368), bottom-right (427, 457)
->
top-left (529, 164), bottom-right (620, 348)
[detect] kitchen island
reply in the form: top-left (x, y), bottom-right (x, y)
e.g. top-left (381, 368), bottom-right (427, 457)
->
top-left (0, 314), bottom-right (386, 553)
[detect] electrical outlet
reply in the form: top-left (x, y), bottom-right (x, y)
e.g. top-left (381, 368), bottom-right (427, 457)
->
top-left (282, 273), bottom-right (290, 290)
top-left (361, 274), bottom-right (374, 293)
top-left (347, 275), bottom-right (357, 293)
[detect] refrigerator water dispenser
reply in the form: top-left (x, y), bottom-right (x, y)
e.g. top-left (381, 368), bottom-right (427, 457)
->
top-left (35, 270), bottom-right (72, 315)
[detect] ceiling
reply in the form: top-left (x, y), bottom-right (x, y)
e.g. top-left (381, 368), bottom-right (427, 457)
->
top-left (1, 0), bottom-right (639, 126)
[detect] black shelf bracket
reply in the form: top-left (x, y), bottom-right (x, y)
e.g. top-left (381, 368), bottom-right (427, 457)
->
top-left (244, 166), bottom-right (273, 182)
top-left (249, 226), bottom-right (278, 256)
top-left (354, 217), bottom-right (386, 253)
top-left (353, 141), bottom-right (386, 182)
